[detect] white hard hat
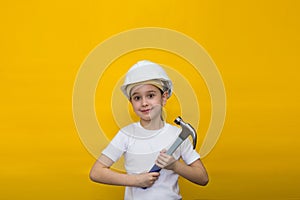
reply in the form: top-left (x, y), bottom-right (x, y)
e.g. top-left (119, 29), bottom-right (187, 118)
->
top-left (121, 60), bottom-right (173, 99)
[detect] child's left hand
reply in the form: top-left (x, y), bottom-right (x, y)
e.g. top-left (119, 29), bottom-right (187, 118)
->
top-left (155, 149), bottom-right (177, 170)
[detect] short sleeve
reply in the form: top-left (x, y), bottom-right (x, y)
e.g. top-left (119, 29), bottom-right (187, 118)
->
top-left (180, 138), bottom-right (200, 165)
top-left (101, 131), bottom-right (128, 162)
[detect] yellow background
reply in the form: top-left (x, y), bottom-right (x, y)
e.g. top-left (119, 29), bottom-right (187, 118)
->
top-left (1, 0), bottom-right (300, 199)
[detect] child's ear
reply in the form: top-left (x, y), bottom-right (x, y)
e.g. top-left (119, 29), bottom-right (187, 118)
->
top-left (162, 91), bottom-right (168, 106)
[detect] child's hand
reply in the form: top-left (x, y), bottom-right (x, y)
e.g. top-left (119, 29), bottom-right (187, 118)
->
top-left (155, 149), bottom-right (177, 170)
top-left (135, 172), bottom-right (160, 188)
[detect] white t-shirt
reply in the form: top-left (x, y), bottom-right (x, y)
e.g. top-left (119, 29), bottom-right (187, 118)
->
top-left (101, 122), bottom-right (200, 200)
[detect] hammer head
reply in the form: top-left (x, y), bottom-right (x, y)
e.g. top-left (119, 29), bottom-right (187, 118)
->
top-left (174, 116), bottom-right (197, 149)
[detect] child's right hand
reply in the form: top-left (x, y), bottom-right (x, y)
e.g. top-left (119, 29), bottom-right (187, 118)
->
top-left (135, 172), bottom-right (160, 188)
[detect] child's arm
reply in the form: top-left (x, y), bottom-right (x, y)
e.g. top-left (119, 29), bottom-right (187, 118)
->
top-left (172, 159), bottom-right (209, 186)
top-left (155, 150), bottom-right (209, 186)
top-left (89, 154), bottom-right (160, 188)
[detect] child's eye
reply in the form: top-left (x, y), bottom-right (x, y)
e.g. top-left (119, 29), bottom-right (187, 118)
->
top-left (132, 96), bottom-right (141, 101)
top-left (148, 93), bottom-right (155, 98)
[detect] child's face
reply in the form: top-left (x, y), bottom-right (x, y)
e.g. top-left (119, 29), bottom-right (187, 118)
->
top-left (130, 84), bottom-right (167, 122)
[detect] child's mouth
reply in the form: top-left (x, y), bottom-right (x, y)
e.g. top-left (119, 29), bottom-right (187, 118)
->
top-left (141, 109), bottom-right (151, 113)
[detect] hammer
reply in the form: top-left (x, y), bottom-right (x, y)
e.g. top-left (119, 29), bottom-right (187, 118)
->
top-left (146, 116), bottom-right (197, 174)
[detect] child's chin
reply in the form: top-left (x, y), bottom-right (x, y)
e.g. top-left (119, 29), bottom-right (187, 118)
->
top-left (140, 115), bottom-right (151, 121)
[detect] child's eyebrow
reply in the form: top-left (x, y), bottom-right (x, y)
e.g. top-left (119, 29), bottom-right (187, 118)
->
top-left (131, 90), bottom-right (157, 97)
top-left (131, 92), bottom-right (139, 97)
top-left (146, 90), bottom-right (157, 93)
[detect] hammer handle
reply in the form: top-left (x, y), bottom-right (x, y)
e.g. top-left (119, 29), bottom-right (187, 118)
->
top-left (166, 137), bottom-right (183, 155)
top-left (148, 137), bottom-right (183, 173)
top-left (148, 164), bottom-right (161, 173)
top-left (142, 138), bottom-right (183, 189)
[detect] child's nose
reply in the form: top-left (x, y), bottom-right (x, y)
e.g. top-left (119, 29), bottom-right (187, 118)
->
top-left (141, 97), bottom-right (148, 106)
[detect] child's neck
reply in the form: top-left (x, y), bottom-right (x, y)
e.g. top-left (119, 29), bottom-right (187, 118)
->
top-left (140, 118), bottom-right (164, 130)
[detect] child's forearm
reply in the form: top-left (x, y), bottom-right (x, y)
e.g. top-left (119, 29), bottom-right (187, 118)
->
top-left (172, 159), bottom-right (209, 186)
top-left (90, 166), bottom-right (137, 186)
top-left (89, 160), bottom-right (160, 187)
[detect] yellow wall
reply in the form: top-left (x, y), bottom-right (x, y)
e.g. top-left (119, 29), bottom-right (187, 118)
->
top-left (1, 0), bottom-right (300, 199)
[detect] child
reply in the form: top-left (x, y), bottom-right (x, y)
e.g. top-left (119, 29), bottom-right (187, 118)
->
top-left (90, 60), bottom-right (209, 200)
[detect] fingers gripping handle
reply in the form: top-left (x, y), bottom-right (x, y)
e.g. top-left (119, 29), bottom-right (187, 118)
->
top-left (141, 165), bottom-right (161, 189)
